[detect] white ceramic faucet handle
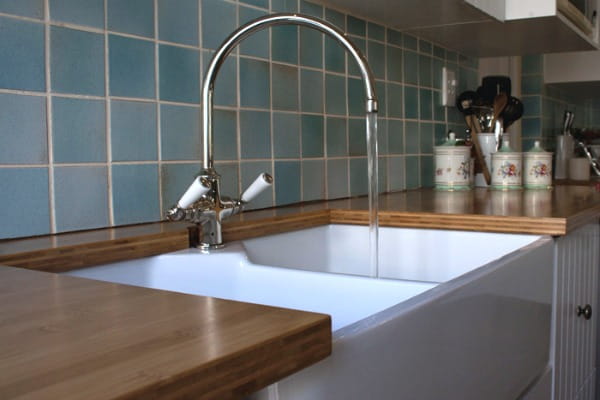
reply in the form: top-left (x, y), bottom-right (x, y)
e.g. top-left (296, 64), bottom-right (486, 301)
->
top-left (177, 177), bottom-right (211, 209)
top-left (241, 173), bottom-right (273, 203)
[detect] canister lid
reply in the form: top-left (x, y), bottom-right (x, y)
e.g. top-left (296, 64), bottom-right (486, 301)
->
top-left (440, 132), bottom-right (458, 146)
top-left (526, 140), bottom-right (551, 154)
top-left (497, 139), bottom-right (515, 153)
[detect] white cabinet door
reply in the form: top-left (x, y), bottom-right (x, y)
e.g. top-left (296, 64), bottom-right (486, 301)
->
top-left (553, 221), bottom-right (599, 400)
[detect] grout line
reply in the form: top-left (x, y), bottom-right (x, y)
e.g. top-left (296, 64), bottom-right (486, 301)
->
top-left (155, 0), bottom-right (164, 215)
top-left (104, 0), bottom-right (114, 227)
top-left (43, 0), bottom-right (56, 234)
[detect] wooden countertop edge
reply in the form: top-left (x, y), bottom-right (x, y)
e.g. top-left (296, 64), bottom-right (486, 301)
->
top-left (0, 267), bottom-right (332, 400)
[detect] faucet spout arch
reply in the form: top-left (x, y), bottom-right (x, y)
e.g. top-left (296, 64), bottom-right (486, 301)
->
top-left (201, 13), bottom-right (378, 171)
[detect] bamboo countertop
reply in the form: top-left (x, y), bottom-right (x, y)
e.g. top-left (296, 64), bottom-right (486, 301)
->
top-left (2, 184), bottom-right (600, 272)
top-left (0, 266), bottom-right (331, 400)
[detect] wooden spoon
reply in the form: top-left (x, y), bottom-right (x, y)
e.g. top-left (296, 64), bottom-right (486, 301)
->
top-left (466, 114), bottom-right (492, 185)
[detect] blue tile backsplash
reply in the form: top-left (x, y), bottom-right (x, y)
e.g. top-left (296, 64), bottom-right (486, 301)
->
top-left (0, 0), bottom-right (478, 239)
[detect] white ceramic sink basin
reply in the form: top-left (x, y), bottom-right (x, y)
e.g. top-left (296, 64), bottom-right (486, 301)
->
top-left (243, 224), bottom-right (540, 282)
top-left (66, 224), bottom-right (553, 400)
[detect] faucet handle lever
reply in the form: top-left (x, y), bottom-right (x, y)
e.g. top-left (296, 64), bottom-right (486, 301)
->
top-left (241, 173), bottom-right (273, 203)
top-left (177, 176), bottom-right (211, 209)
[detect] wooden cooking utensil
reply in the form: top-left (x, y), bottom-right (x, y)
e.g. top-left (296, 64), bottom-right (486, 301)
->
top-left (466, 114), bottom-right (492, 185)
top-left (490, 92), bottom-right (508, 133)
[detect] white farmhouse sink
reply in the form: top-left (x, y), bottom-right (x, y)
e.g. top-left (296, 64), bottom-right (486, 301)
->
top-left (66, 224), bottom-right (553, 400)
top-left (243, 224), bottom-right (539, 282)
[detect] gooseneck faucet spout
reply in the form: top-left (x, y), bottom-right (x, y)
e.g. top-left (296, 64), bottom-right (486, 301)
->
top-left (167, 13), bottom-right (378, 251)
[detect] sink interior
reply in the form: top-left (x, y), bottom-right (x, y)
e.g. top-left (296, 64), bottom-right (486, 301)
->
top-left (242, 224), bottom-right (541, 282)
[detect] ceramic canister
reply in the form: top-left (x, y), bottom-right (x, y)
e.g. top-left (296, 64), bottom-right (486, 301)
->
top-left (491, 139), bottom-right (522, 190)
top-left (434, 132), bottom-right (472, 191)
top-left (524, 140), bottom-right (553, 189)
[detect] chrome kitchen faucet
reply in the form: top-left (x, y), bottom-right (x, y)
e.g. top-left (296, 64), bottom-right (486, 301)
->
top-left (166, 13), bottom-right (378, 250)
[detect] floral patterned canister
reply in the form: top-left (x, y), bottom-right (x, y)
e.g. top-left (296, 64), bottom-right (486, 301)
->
top-left (491, 139), bottom-right (522, 190)
top-left (524, 141), bottom-right (553, 189)
top-left (434, 132), bottom-right (472, 191)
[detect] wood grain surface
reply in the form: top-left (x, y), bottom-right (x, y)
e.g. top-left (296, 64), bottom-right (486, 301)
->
top-left (1, 185), bottom-right (600, 271)
top-left (0, 267), bottom-right (331, 400)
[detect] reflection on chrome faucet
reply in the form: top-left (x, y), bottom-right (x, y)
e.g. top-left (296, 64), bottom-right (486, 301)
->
top-left (166, 13), bottom-right (378, 251)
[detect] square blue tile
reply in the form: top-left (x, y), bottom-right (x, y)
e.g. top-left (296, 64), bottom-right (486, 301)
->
top-left (419, 88), bottom-right (432, 120)
top-left (387, 82), bottom-right (403, 118)
top-left (367, 41), bottom-right (385, 80)
top-left (377, 118), bottom-right (388, 156)
top-left (54, 166), bottom-right (108, 232)
top-left (387, 46), bottom-right (402, 82)
top-left (522, 118), bottom-right (542, 138)
top-left (159, 44), bottom-right (200, 103)
top-left (325, 8), bottom-right (345, 30)
top-left (160, 104), bottom-right (201, 160)
top-left (376, 81), bottom-right (387, 118)
top-left (327, 159), bottom-right (348, 199)
top-left (0, 167), bottom-right (49, 238)
top-left (300, 0), bottom-right (322, 17)
top-left (240, 57), bottom-right (270, 108)
top-left (325, 74), bottom-right (346, 115)
top-left (419, 39), bottom-right (432, 54)
top-left (160, 163), bottom-right (201, 207)
top-left (347, 37), bottom-right (366, 77)
top-left (325, 36), bottom-right (345, 73)
top-left (239, 6), bottom-right (268, 59)
top-left (433, 91), bottom-right (445, 122)
top-left (432, 58), bottom-right (444, 89)
top-left (420, 155), bottom-right (434, 187)
top-left (214, 162), bottom-right (239, 198)
top-left (522, 55), bottom-right (543, 75)
top-left (201, 0), bottom-right (236, 49)
top-left (347, 77), bottom-right (363, 117)
top-left (419, 55), bottom-right (432, 87)
top-left (204, 50), bottom-right (237, 107)
top-left (213, 109), bottom-right (237, 161)
top-left (405, 120), bottom-right (419, 154)
top-left (109, 35), bottom-right (155, 99)
top-left (300, 69), bottom-right (323, 113)
top-left (433, 45), bottom-right (445, 60)
top-left (348, 118), bottom-right (366, 156)
top-left (111, 100), bottom-right (157, 161)
top-left (0, 94), bottom-right (47, 164)
top-left (434, 123), bottom-right (447, 145)
top-left (272, 63), bottom-right (299, 111)
top-left (387, 29), bottom-right (402, 46)
top-left (300, 28), bottom-right (322, 68)
top-left (522, 75), bottom-right (543, 95)
top-left (378, 157), bottom-right (388, 193)
top-left (271, 0), bottom-right (297, 12)
top-left (387, 119), bottom-right (403, 154)
top-left (275, 161), bottom-right (300, 205)
top-left (404, 86), bottom-right (418, 119)
top-left (350, 157), bottom-right (367, 196)
top-left (419, 122), bottom-right (433, 153)
top-left (326, 117), bottom-right (347, 157)
top-left (302, 114), bottom-right (324, 158)
top-left (158, 0), bottom-right (198, 45)
top-left (272, 25), bottom-right (298, 64)
top-left (112, 164), bottom-right (160, 225)
top-left (273, 112), bottom-right (300, 158)
top-left (388, 156), bottom-right (405, 191)
top-left (405, 155), bottom-right (420, 189)
top-left (347, 15), bottom-right (365, 36)
top-left (403, 34), bottom-right (417, 50)
top-left (240, 0), bottom-right (268, 8)
top-left (523, 96), bottom-right (541, 116)
top-left (368, 22), bottom-right (385, 41)
top-left (240, 110), bottom-right (271, 159)
top-left (0, 17), bottom-right (45, 91)
top-left (0, 0), bottom-right (43, 18)
top-left (302, 160), bottom-right (325, 201)
top-left (49, 0), bottom-right (104, 28)
top-left (403, 50), bottom-right (418, 85)
top-left (52, 97), bottom-right (106, 163)
top-left (108, 0), bottom-right (154, 38)
top-left (51, 26), bottom-right (104, 96)
top-left (241, 161), bottom-right (273, 210)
